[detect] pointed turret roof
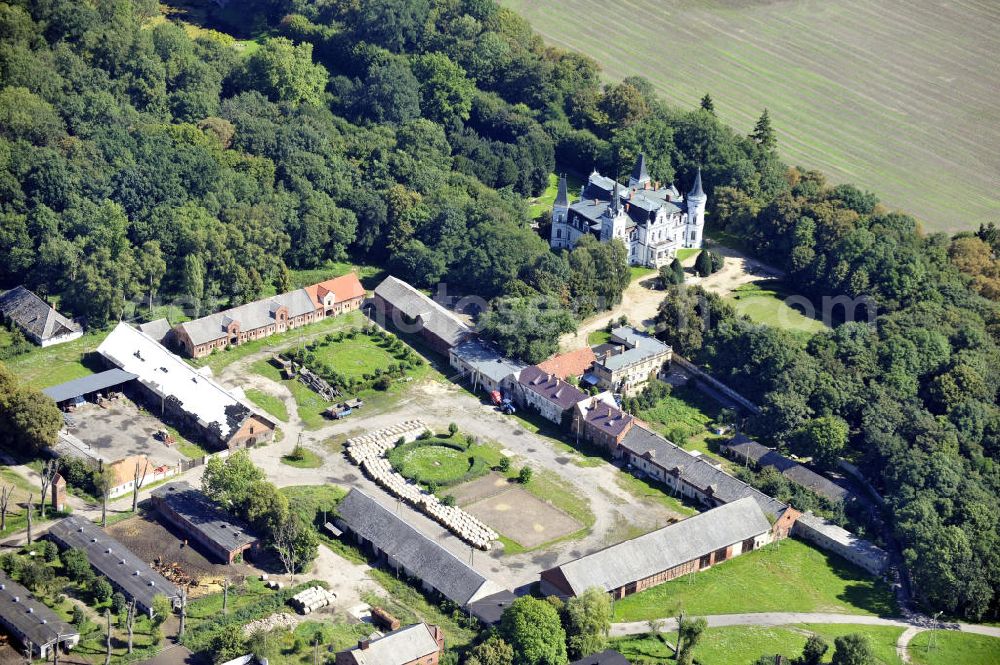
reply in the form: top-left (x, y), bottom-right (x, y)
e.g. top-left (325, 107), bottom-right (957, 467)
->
top-left (630, 153), bottom-right (650, 186)
top-left (611, 182), bottom-right (620, 213)
top-left (554, 174), bottom-right (568, 208)
top-left (688, 168), bottom-right (705, 199)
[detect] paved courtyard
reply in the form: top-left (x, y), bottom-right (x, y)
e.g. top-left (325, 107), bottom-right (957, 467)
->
top-left (64, 401), bottom-right (190, 467)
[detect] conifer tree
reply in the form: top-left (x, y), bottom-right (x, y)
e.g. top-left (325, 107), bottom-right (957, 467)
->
top-left (752, 108), bottom-right (777, 150)
top-left (700, 93), bottom-right (715, 114)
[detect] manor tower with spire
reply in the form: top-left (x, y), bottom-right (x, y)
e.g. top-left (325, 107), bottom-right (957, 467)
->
top-left (550, 154), bottom-right (707, 268)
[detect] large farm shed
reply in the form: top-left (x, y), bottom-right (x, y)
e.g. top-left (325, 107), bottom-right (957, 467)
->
top-left (719, 434), bottom-right (852, 504)
top-left (540, 497), bottom-right (772, 599)
top-left (151, 482), bottom-right (260, 564)
top-left (334, 489), bottom-right (509, 622)
top-left (97, 322), bottom-right (275, 450)
top-left (372, 276), bottom-right (471, 355)
top-left (0, 572), bottom-right (79, 658)
top-left (48, 516), bottom-right (180, 616)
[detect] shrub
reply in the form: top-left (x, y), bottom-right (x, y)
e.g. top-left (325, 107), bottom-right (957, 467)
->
top-left (373, 375), bottom-right (392, 391)
top-left (419, 430), bottom-right (433, 440)
top-left (448, 422), bottom-right (459, 437)
top-left (442, 495), bottom-right (456, 507)
top-left (71, 604), bottom-right (85, 627)
top-left (62, 547), bottom-right (91, 581)
top-left (518, 466), bottom-right (533, 484)
top-left (426, 480), bottom-right (439, 494)
top-left (498, 456), bottom-right (511, 473)
top-left (91, 577), bottom-right (113, 603)
top-left (111, 591), bottom-right (127, 616)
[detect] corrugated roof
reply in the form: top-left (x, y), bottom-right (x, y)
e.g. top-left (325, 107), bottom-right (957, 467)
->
top-left (48, 517), bottom-right (180, 611)
top-left (336, 490), bottom-right (495, 607)
top-left (42, 369), bottom-right (137, 403)
top-left (137, 319), bottom-right (171, 343)
top-left (97, 323), bottom-right (272, 440)
top-left (721, 435), bottom-right (851, 503)
top-left (451, 341), bottom-right (526, 383)
top-left (545, 498), bottom-right (770, 595)
top-left (571, 650), bottom-right (631, 665)
top-left (0, 571), bottom-right (78, 649)
top-left (0, 286), bottom-right (81, 341)
top-left (373, 277), bottom-right (471, 348)
top-left (339, 623), bottom-right (440, 665)
top-left (151, 482), bottom-right (259, 554)
top-left (620, 425), bottom-right (787, 518)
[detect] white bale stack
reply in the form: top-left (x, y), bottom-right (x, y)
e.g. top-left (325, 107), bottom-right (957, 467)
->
top-left (344, 420), bottom-right (498, 550)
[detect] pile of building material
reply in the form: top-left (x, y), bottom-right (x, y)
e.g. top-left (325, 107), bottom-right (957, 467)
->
top-left (289, 586), bottom-right (337, 614)
top-left (243, 612), bottom-right (297, 637)
top-left (297, 367), bottom-right (338, 400)
top-left (345, 421), bottom-right (499, 550)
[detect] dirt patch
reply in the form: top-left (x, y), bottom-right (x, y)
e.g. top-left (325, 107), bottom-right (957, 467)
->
top-left (448, 472), bottom-right (513, 505)
top-left (106, 514), bottom-right (256, 594)
top-left (463, 486), bottom-right (582, 549)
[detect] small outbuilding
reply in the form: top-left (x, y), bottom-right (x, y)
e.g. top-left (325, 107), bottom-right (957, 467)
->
top-left (0, 286), bottom-right (82, 347)
top-left (151, 482), bottom-right (260, 564)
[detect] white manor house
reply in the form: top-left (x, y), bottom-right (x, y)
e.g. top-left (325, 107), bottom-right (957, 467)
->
top-left (550, 154), bottom-right (707, 268)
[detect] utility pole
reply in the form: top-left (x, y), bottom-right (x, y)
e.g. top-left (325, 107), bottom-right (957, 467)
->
top-left (104, 610), bottom-right (111, 665)
top-left (26, 493), bottom-right (33, 544)
top-left (676, 609), bottom-right (684, 662)
top-left (222, 578), bottom-right (229, 614)
top-left (178, 587), bottom-right (187, 638)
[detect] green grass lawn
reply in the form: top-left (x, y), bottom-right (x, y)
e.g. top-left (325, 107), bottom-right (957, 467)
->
top-left (615, 623), bottom-right (906, 665)
top-left (727, 281), bottom-right (828, 334)
top-left (281, 446), bottom-right (323, 468)
top-left (612, 537), bottom-right (898, 622)
top-left (676, 248), bottom-right (701, 262)
top-left (307, 334), bottom-right (400, 382)
top-left (523, 467), bottom-right (595, 531)
top-left (630, 265), bottom-right (656, 282)
top-left (909, 630), bottom-right (1000, 665)
top-left (388, 434), bottom-right (503, 487)
top-left (175, 438), bottom-right (211, 459)
top-left (262, 619), bottom-right (372, 665)
top-left (4, 329), bottom-right (107, 389)
top-left (588, 329), bottom-right (612, 345)
top-left (635, 383), bottom-right (729, 466)
top-left (253, 359), bottom-right (329, 429)
top-left (245, 388), bottom-right (290, 422)
top-left (528, 171), bottom-right (584, 218)
top-left (614, 471), bottom-right (699, 518)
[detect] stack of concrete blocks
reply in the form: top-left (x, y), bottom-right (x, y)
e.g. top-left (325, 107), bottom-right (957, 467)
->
top-left (345, 421), bottom-right (499, 550)
top-left (289, 586), bottom-right (337, 614)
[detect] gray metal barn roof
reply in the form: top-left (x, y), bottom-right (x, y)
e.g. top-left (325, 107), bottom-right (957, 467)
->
top-left (544, 497), bottom-right (771, 596)
top-left (0, 571), bottom-right (78, 650)
top-left (571, 650), bottom-right (631, 665)
top-left (373, 276), bottom-right (472, 348)
top-left (48, 517), bottom-right (180, 611)
top-left (41, 369), bottom-right (137, 403)
top-left (151, 482), bottom-right (259, 554)
top-left (620, 425), bottom-right (788, 518)
top-left (335, 489), bottom-right (496, 607)
top-left (722, 435), bottom-right (852, 503)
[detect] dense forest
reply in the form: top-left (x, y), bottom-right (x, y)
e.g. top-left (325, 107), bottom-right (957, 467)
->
top-left (0, 0), bottom-right (997, 621)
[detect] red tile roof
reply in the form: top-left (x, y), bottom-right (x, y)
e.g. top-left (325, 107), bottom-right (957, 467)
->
top-left (537, 347), bottom-right (597, 380)
top-left (305, 273), bottom-right (366, 308)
